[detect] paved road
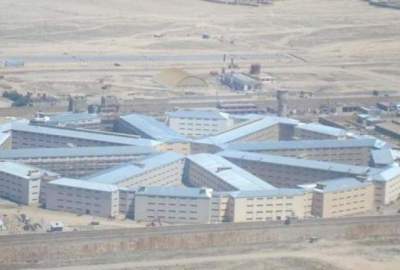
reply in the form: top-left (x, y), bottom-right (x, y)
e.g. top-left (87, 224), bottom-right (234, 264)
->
top-left (0, 53), bottom-right (289, 64)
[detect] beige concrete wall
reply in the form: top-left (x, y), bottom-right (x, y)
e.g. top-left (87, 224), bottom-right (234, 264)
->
top-left (0, 171), bottom-right (41, 205)
top-left (45, 183), bottom-right (119, 218)
top-left (294, 127), bottom-right (340, 140)
top-left (373, 175), bottom-right (400, 206)
top-left (226, 157), bottom-right (344, 188)
top-left (11, 130), bottom-right (117, 149)
top-left (312, 184), bottom-right (374, 218)
top-left (258, 147), bottom-right (370, 166)
top-left (184, 160), bottom-right (235, 191)
top-left (116, 159), bottom-right (184, 189)
top-left (134, 194), bottom-right (212, 224)
top-left (233, 124), bottom-right (280, 143)
top-left (230, 193), bottom-right (310, 222)
top-left (167, 116), bottom-right (233, 138)
top-left (210, 193), bottom-right (231, 223)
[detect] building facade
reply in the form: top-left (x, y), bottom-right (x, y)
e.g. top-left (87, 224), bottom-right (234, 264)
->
top-left (166, 109), bottom-right (234, 138)
top-left (311, 178), bottom-right (374, 218)
top-left (0, 161), bottom-right (47, 205)
top-left (134, 186), bottom-right (213, 224)
top-left (45, 178), bottom-right (119, 218)
top-left (86, 152), bottom-right (185, 188)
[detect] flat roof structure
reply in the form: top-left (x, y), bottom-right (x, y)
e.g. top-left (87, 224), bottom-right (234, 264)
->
top-left (314, 178), bottom-right (371, 193)
top-left (119, 113), bottom-right (187, 142)
top-left (196, 116), bottom-right (298, 145)
top-left (224, 138), bottom-right (386, 151)
top-left (370, 166), bottom-right (400, 182)
top-left (166, 109), bottom-right (230, 120)
top-left (32, 112), bottom-right (101, 127)
top-left (230, 188), bottom-right (305, 198)
top-left (186, 153), bottom-right (275, 191)
top-left (85, 152), bottom-right (184, 185)
top-left (371, 149), bottom-right (395, 166)
top-left (218, 150), bottom-right (372, 176)
top-left (0, 161), bottom-right (47, 179)
top-left (136, 186), bottom-right (212, 198)
top-left (48, 178), bottom-right (118, 192)
top-left (10, 122), bottom-right (161, 147)
top-left (0, 146), bottom-right (156, 159)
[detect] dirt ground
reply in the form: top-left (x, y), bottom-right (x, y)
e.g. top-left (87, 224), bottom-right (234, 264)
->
top-left (23, 237), bottom-right (400, 270)
top-left (0, 0), bottom-right (400, 100)
top-left (0, 200), bottom-right (145, 234)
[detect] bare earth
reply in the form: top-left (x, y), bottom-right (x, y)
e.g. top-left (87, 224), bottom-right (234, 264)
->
top-left (24, 238), bottom-right (400, 270)
top-left (0, 0), bottom-right (400, 99)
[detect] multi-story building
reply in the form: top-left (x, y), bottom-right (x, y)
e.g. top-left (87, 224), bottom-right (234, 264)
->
top-left (30, 112), bottom-right (102, 130)
top-left (115, 113), bottom-right (186, 142)
top-left (294, 123), bottom-right (348, 140)
top-left (118, 188), bottom-right (136, 219)
top-left (370, 166), bottom-right (400, 205)
top-left (210, 192), bottom-right (231, 223)
top-left (228, 189), bottom-right (312, 222)
top-left (225, 138), bottom-right (386, 166)
top-left (311, 178), bottom-right (374, 218)
top-left (371, 148), bottom-right (396, 167)
top-left (191, 116), bottom-right (298, 154)
top-left (134, 186), bottom-right (213, 224)
top-left (166, 109), bottom-right (234, 138)
top-left (185, 153), bottom-right (275, 191)
top-left (0, 146), bottom-right (155, 178)
top-left (0, 161), bottom-right (49, 205)
top-left (85, 152), bottom-right (185, 188)
top-left (219, 150), bottom-right (371, 188)
top-left (45, 178), bottom-right (119, 218)
top-left (9, 123), bottom-right (160, 149)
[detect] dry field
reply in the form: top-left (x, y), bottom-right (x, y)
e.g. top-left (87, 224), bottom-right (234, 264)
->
top-left (0, 0), bottom-right (399, 100)
top-left (24, 238), bottom-right (400, 270)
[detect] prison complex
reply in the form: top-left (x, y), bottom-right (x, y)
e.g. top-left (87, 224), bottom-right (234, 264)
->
top-left (0, 112), bottom-right (399, 223)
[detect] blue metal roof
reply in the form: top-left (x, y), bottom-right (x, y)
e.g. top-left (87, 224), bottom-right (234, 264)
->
top-left (0, 146), bottom-right (156, 159)
top-left (230, 188), bottom-right (305, 198)
top-left (218, 150), bottom-right (372, 175)
top-left (120, 114), bottom-right (187, 142)
top-left (371, 149), bottom-right (395, 166)
top-left (0, 161), bottom-right (46, 179)
top-left (85, 152), bottom-right (184, 185)
top-left (224, 138), bottom-right (384, 151)
top-left (49, 178), bottom-right (118, 192)
top-left (296, 123), bottom-right (347, 137)
top-left (187, 153), bottom-right (275, 191)
top-left (314, 178), bottom-right (371, 193)
top-left (166, 110), bottom-right (230, 120)
top-left (196, 117), bottom-right (298, 145)
top-left (370, 166), bottom-right (400, 182)
top-left (136, 186), bottom-right (212, 198)
top-left (10, 123), bottom-right (161, 147)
